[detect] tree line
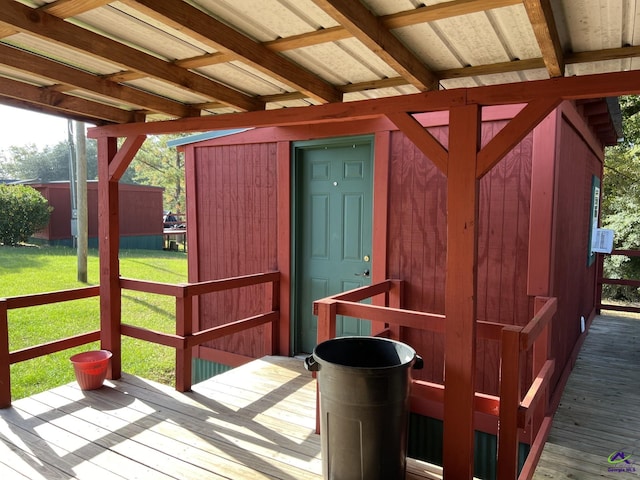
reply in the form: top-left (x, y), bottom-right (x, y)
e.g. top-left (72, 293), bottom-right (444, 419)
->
top-left (602, 95), bottom-right (640, 301)
top-left (0, 134), bottom-right (187, 214)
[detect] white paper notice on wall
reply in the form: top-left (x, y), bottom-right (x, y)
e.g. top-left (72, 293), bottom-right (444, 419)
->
top-left (591, 228), bottom-right (614, 254)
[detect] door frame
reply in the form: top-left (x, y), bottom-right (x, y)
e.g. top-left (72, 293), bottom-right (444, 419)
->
top-left (290, 134), bottom-right (375, 354)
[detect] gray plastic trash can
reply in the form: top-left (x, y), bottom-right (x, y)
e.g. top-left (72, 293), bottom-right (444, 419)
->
top-left (305, 336), bottom-right (423, 480)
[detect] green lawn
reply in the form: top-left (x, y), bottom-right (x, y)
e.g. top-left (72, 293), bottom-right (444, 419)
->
top-left (0, 245), bottom-right (187, 400)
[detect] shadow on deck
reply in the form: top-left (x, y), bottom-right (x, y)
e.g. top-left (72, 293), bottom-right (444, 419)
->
top-left (533, 312), bottom-right (640, 479)
top-left (0, 356), bottom-right (445, 479)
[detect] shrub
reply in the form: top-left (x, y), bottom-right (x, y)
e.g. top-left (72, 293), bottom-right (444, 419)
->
top-left (0, 184), bottom-right (52, 246)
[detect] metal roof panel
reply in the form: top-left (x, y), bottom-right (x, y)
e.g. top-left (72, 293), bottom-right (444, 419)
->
top-left (2, 33), bottom-right (124, 75)
top-left (74, 3), bottom-right (212, 61)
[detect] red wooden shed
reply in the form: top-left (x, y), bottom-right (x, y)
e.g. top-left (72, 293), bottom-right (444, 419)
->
top-left (30, 181), bottom-right (164, 249)
top-left (2, 1), bottom-right (639, 478)
top-left (172, 98), bottom-right (617, 473)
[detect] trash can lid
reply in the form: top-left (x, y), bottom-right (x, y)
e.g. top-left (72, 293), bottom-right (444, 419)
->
top-left (313, 336), bottom-right (416, 369)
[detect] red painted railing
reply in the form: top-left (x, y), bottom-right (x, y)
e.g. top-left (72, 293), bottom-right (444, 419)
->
top-left (0, 271), bottom-right (280, 408)
top-left (499, 296), bottom-right (556, 480)
top-left (313, 280), bottom-right (556, 480)
top-left (119, 271), bottom-right (280, 392)
top-left (596, 250), bottom-right (640, 314)
top-left (0, 286), bottom-right (101, 408)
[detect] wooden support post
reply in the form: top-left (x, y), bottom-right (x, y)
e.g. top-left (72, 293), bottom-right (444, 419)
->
top-left (267, 278), bottom-right (280, 355)
top-left (531, 297), bottom-right (551, 440)
top-left (276, 141), bottom-right (291, 356)
top-left (388, 279), bottom-right (403, 339)
top-left (372, 131), bottom-right (391, 336)
top-left (443, 103), bottom-right (480, 479)
top-left (314, 299), bottom-right (338, 433)
top-left (0, 300), bottom-right (10, 408)
top-left (175, 295), bottom-right (193, 392)
top-left (595, 253), bottom-right (604, 313)
top-left (497, 326), bottom-right (522, 480)
top-left (316, 299), bottom-right (337, 346)
top-left (98, 136), bottom-right (122, 380)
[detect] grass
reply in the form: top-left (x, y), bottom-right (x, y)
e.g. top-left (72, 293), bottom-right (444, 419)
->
top-left (0, 245), bottom-right (187, 400)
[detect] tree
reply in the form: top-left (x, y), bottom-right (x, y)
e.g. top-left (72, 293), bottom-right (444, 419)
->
top-left (0, 184), bottom-right (52, 245)
top-left (1, 138), bottom-right (139, 184)
top-left (2, 141), bottom-right (98, 182)
top-left (602, 95), bottom-right (640, 300)
top-left (130, 134), bottom-right (187, 213)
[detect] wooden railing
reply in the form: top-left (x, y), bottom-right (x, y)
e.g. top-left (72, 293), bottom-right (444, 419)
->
top-left (314, 280), bottom-right (556, 480)
top-left (0, 271), bottom-right (280, 408)
top-left (499, 296), bottom-right (556, 480)
top-left (596, 250), bottom-right (640, 314)
top-left (119, 271), bottom-right (280, 392)
top-left (0, 286), bottom-right (101, 408)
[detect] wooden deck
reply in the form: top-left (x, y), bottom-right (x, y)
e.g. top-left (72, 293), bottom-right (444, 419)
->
top-left (533, 312), bottom-right (640, 479)
top-left (0, 355), bottom-right (446, 479)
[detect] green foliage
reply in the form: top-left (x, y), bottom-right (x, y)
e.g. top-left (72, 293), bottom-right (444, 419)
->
top-left (130, 134), bottom-right (188, 212)
top-left (1, 138), bottom-right (136, 184)
top-left (3, 142), bottom-right (96, 182)
top-left (0, 184), bottom-right (52, 245)
top-left (602, 95), bottom-right (640, 300)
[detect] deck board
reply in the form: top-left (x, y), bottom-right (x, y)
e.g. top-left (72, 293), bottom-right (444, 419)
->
top-left (0, 355), bottom-right (446, 479)
top-left (533, 313), bottom-right (640, 479)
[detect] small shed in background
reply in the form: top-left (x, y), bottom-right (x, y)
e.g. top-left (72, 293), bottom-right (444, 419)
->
top-left (31, 181), bottom-right (163, 249)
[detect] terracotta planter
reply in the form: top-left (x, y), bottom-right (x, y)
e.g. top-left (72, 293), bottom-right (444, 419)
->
top-left (70, 350), bottom-right (112, 390)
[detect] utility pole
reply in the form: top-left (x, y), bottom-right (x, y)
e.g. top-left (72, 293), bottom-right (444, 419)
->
top-left (75, 121), bottom-right (88, 283)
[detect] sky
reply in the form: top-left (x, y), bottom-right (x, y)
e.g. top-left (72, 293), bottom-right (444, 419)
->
top-left (0, 105), bottom-right (77, 153)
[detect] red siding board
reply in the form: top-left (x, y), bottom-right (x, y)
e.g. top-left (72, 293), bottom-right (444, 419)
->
top-left (388, 129), bottom-right (449, 385)
top-left (384, 119), bottom-right (536, 394)
top-left (192, 142), bottom-right (278, 359)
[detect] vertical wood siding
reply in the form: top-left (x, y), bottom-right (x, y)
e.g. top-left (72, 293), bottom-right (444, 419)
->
top-left (476, 122), bottom-right (534, 394)
top-left (387, 122), bottom-right (534, 395)
top-left (32, 182), bottom-right (162, 240)
top-left (387, 127), bottom-right (448, 385)
top-left (193, 143), bottom-right (278, 358)
top-left (549, 116), bottom-right (600, 389)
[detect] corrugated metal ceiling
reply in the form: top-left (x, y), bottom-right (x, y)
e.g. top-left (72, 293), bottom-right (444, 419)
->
top-left (0, 0), bottom-right (637, 125)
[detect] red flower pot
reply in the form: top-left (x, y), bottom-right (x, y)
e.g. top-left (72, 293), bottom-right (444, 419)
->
top-left (70, 350), bottom-right (112, 390)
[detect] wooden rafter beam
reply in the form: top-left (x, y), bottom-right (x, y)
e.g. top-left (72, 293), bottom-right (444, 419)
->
top-left (0, 0), bottom-right (263, 112)
top-left (310, 0), bottom-right (440, 91)
top-left (89, 88), bottom-right (468, 138)
top-left (0, 44), bottom-right (199, 118)
top-left (174, 52), bottom-right (231, 70)
top-left (438, 58), bottom-right (547, 79)
top-left (0, 95), bottom-right (108, 125)
top-left (265, 26), bottom-right (352, 51)
top-left (476, 96), bottom-right (562, 178)
top-left (386, 112), bottom-right (448, 174)
top-left (566, 45), bottom-right (640, 64)
top-left (108, 135), bottom-right (146, 182)
top-left (0, 77), bottom-right (138, 124)
top-left (89, 70), bottom-right (640, 138)
top-left (40, 0), bottom-right (112, 17)
top-left (265, 0), bottom-right (521, 50)
top-left (383, 0), bottom-right (522, 28)
top-left (121, 0), bottom-right (342, 104)
top-left (522, 0), bottom-right (565, 77)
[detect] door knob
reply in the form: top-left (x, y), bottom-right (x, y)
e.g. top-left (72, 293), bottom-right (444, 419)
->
top-left (355, 269), bottom-right (370, 277)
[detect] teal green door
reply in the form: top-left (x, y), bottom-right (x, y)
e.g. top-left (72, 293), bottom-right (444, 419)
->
top-left (295, 138), bottom-right (373, 353)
